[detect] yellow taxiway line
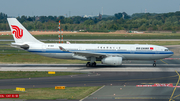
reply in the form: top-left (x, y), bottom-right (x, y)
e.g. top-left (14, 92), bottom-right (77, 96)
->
top-left (160, 59), bottom-right (168, 64)
top-left (169, 70), bottom-right (180, 101)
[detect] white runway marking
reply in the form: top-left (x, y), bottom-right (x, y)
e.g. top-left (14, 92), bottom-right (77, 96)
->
top-left (0, 64), bottom-right (180, 72)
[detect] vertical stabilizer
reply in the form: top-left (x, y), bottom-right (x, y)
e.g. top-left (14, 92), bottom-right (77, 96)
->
top-left (7, 18), bottom-right (43, 44)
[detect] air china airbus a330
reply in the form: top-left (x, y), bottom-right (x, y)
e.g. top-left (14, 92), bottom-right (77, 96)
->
top-left (7, 18), bottom-right (173, 67)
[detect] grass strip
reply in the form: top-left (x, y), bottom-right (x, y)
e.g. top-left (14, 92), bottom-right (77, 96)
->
top-left (0, 71), bottom-right (83, 79)
top-left (1, 33), bottom-right (180, 39)
top-left (0, 53), bottom-right (88, 64)
top-left (0, 86), bottom-right (101, 99)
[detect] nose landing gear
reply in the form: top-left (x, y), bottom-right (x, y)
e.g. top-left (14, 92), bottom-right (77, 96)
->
top-left (153, 61), bottom-right (156, 67)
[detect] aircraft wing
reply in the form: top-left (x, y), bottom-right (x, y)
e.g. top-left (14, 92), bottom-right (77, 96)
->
top-left (59, 46), bottom-right (107, 57)
top-left (71, 51), bottom-right (107, 57)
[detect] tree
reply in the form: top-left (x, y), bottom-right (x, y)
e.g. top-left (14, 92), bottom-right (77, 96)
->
top-left (115, 13), bottom-right (123, 19)
top-left (109, 24), bottom-right (118, 30)
top-left (138, 24), bottom-right (147, 31)
top-left (83, 20), bottom-right (94, 25)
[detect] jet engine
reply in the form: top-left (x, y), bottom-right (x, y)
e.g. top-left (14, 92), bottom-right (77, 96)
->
top-left (101, 56), bottom-right (122, 66)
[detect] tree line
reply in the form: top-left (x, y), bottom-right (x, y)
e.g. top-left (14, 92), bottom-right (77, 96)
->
top-left (0, 11), bottom-right (180, 31)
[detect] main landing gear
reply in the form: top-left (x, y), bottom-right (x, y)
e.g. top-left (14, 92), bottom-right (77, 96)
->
top-left (86, 57), bottom-right (96, 67)
top-left (153, 61), bottom-right (156, 67)
top-left (86, 62), bottom-right (96, 67)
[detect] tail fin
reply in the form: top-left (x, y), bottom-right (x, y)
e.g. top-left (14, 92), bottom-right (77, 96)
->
top-left (7, 18), bottom-right (42, 44)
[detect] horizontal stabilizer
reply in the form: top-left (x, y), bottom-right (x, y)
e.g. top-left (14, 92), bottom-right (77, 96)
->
top-left (11, 43), bottom-right (29, 50)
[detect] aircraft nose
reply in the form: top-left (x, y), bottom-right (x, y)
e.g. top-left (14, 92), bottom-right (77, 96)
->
top-left (169, 51), bottom-right (174, 56)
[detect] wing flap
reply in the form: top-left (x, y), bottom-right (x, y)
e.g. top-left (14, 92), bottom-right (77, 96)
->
top-left (73, 51), bottom-right (106, 57)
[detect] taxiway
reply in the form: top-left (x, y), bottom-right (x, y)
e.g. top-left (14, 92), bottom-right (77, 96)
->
top-left (0, 58), bottom-right (180, 101)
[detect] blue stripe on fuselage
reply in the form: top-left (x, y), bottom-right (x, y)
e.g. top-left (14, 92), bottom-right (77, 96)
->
top-left (28, 49), bottom-right (173, 54)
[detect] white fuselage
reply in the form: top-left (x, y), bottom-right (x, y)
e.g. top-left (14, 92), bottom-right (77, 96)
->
top-left (27, 43), bottom-right (173, 61)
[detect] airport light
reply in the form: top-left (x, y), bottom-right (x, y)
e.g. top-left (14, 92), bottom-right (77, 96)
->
top-left (48, 71), bottom-right (55, 74)
top-left (16, 87), bottom-right (25, 91)
top-left (55, 86), bottom-right (65, 89)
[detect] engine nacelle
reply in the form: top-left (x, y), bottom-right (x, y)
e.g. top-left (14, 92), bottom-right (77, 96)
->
top-left (101, 56), bottom-right (122, 66)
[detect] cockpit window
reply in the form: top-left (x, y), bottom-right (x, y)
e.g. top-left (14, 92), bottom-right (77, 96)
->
top-left (165, 49), bottom-right (169, 51)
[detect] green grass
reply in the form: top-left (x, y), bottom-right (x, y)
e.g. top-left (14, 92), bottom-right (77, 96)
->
top-left (0, 86), bottom-right (100, 99)
top-left (0, 71), bottom-right (83, 79)
top-left (0, 53), bottom-right (88, 64)
top-left (35, 33), bottom-right (180, 39)
top-left (1, 33), bottom-right (180, 39)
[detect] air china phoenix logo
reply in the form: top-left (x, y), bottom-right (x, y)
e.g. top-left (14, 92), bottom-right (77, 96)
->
top-left (11, 25), bottom-right (23, 39)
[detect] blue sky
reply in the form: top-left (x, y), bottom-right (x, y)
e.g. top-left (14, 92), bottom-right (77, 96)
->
top-left (1, 0), bottom-right (180, 17)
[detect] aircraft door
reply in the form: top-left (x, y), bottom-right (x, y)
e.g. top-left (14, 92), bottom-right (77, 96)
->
top-left (155, 47), bottom-right (159, 54)
top-left (130, 47), bottom-right (135, 54)
top-left (78, 47), bottom-right (82, 50)
top-left (42, 45), bottom-right (46, 52)
top-left (78, 47), bottom-right (85, 50)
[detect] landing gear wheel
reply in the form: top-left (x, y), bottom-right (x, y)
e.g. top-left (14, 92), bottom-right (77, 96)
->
top-left (153, 63), bottom-right (156, 67)
top-left (86, 62), bottom-right (91, 67)
top-left (92, 62), bottom-right (96, 67)
top-left (153, 60), bottom-right (156, 67)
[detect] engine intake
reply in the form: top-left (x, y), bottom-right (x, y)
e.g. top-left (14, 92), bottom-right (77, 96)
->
top-left (101, 56), bottom-right (122, 66)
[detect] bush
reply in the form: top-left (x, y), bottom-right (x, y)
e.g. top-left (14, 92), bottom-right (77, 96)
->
top-left (172, 31), bottom-right (176, 33)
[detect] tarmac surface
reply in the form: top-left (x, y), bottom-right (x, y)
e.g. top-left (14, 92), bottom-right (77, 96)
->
top-left (0, 57), bottom-right (180, 72)
top-left (2, 34), bottom-right (180, 101)
top-left (0, 71), bottom-right (179, 89)
top-left (1, 57), bottom-right (180, 101)
top-left (0, 71), bottom-right (180, 101)
top-left (85, 86), bottom-right (180, 100)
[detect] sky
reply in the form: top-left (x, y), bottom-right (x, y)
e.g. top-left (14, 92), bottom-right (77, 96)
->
top-left (0, 0), bottom-right (180, 17)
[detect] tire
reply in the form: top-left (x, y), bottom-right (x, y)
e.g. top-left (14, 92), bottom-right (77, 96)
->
top-left (92, 62), bottom-right (96, 67)
top-left (153, 63), bottom-right (156, 67)
top-left (86, 62), bottom-right (90, 67)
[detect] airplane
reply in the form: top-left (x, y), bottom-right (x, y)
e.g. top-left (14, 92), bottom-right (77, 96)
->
top-left (7, 18), bottom-right (173, 67)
